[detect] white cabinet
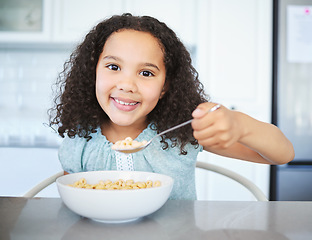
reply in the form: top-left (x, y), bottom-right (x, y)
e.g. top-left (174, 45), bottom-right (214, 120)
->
top-left (0, 0), bottom-right (53, 43)
top-left (0, 0), bottom-right (198, 46)
top-left (0, 147), bottom-right (62, 197)
top-left (51, 0), bottom-right (198, 44)
top-left (0, 0), bottom-right (125, 44)
top-left (123, 0), bottom-right (198, 46)
top-left (51, 0), bottom-right (125, 43)
top-left (197, 0), bottom-right (272, 122)
top-left (195, 0), bottom-right (272, 200)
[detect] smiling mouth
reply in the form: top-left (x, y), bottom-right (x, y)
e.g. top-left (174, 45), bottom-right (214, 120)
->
top-left (113, 98), bottom-right (139, 106)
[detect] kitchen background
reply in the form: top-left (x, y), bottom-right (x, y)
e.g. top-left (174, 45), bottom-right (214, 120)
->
top-left (0, 0), bottom-right (299, 200)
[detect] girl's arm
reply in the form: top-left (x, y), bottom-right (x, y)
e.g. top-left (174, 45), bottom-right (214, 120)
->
top-left (192, 103), bottom-right (295, 165)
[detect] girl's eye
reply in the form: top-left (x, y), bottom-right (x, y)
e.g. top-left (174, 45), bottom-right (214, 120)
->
top-left (107, 64), bottom-right (120, 71)
top-left (140, 70), bottom-right (154, 77)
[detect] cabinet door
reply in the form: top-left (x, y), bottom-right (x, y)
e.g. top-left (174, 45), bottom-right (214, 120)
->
top-left (0, 0), bottom-right (52, 43)
top-left (52, 0), bottom-right (124, 43)
top-left (195, 0), bottom-right (272, 201)
top-left (123, 0), bottom-right (198, 46)
top-left (198, 0), bottom-right (273, 122)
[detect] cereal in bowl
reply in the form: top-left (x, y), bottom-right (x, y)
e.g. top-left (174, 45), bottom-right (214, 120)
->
top-left (68, 178), bottom-right (161, 190)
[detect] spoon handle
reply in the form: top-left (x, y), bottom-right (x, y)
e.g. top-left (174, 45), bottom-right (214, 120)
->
top-left (155, 119), bottom-right (193, 139)
top-left (152, 104), bottom-right (221, 141)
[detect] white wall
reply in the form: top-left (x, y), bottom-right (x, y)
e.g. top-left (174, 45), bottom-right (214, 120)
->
top-left (0, 47), bottom-right (71, 147)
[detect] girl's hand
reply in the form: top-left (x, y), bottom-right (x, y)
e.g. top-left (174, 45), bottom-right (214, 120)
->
top-left (191, 102), bottom-right (295, 165)
top-left (191, 102), bottom-right (244, 150)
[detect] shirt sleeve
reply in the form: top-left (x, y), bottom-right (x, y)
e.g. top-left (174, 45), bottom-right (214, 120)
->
top-left (58, 135), bottom-right (86, 173)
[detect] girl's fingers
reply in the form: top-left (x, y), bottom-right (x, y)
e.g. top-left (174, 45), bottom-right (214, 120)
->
top-left (192, 104), bottom-right (240, 149)
top-left (192, 102), bottom-right (219, 119)
top-left (192, 124), bottom-right (217, 141)
top-left (192, 103), bottom-right (221, 131)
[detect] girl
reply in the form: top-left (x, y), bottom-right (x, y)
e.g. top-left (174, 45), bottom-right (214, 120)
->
top-left (49, 13), bottom-right (294, 199)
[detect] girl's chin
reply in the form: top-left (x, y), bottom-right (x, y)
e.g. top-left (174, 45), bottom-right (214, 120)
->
top-left (112, 122), bottom-right (134, 127)
top-left (109, 116), bottom-right (138, 127)
top-left (109, 115), bottom-right (147, 129)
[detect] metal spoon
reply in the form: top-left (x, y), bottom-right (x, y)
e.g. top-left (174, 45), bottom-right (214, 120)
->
top-left (113, 104), bottom-right (221, 154)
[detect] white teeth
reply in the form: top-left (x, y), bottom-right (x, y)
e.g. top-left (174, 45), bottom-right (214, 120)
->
top-left (115, 98), bottom-right (137, 106)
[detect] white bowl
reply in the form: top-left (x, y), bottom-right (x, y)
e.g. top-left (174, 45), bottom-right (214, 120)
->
top-left (56, 171), bottom-right (174, 223)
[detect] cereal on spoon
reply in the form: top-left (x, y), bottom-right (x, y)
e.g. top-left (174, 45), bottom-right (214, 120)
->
top-left (111, 137), bottom-right (148, 151)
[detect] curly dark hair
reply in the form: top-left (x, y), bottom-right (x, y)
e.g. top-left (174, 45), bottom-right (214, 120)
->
top-left (49, 13), bottom-right (209, 155)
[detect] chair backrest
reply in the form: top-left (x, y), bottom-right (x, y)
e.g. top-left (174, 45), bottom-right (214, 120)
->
top-left (196, 161), bottom-right (268, 201)
top-left (23, 171), bottom-right (64, 198)
top-left (24, 162), bottom-right (268, 201)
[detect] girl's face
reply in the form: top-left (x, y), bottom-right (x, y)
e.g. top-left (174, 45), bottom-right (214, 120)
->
top-left (96, 29), bottom-right (166, 129)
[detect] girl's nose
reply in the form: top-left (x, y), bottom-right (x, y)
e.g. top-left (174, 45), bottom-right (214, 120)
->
top-left (116, 75), bottom-right (138, 93)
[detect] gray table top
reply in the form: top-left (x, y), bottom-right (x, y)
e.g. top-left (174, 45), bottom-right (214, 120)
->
top-left (1, 197), bottom-right (311, 240)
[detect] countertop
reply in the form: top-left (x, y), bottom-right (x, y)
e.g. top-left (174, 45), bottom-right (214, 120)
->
top-left (1, 197), bottom-right (311, 240)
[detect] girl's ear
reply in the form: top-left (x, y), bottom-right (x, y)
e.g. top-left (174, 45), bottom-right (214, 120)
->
top-left (159, 81), bottom-right (169, 99)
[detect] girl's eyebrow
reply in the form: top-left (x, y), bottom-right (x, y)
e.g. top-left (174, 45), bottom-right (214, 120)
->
top-left (103, 55), bottom-right (160, 71)
top-left (103, 55), bottom-right (121, 61)
top-left (143, 63), bottom-right (160, 71)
